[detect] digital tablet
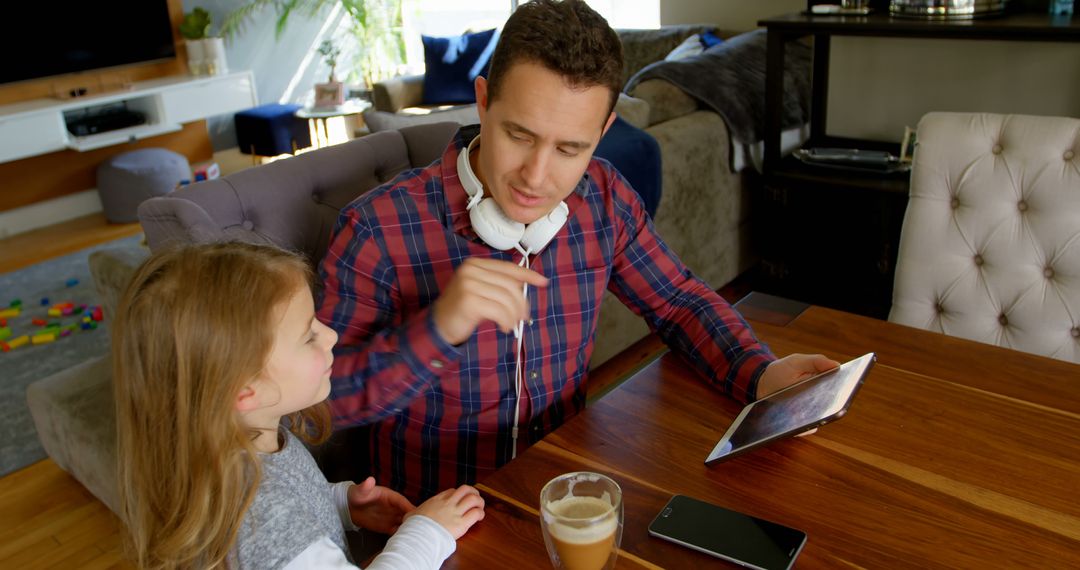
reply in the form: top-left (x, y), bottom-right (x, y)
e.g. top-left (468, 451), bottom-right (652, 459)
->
top-left (705, 352), bottom-right (876, 465)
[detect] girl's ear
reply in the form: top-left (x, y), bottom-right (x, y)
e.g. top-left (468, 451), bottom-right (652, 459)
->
top-left (235, 382), bottom-right (261, 412)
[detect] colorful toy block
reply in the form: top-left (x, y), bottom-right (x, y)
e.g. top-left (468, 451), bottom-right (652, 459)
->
top-left (0, 327), bottom-right (10, 341)
top-left (40, 297), bottom-right (49, 306)
top-left (0, 308), bottom-right (19, 319)
top-left (31, 318), bottom-right (47, 326)
top-left (9, 299), bottom-right (21, 308)
top-left (0, 317), bottom-right (6, 326)
top-left (65, 278), bottom-right (79, 287)
top-left (192, 160), bottom-right (221, 182)
top-left (6, 335), bottom-right (29, 350)
top-left (31, 333), bottom-right (57, 345)
top-left (92, 307), bottom-right (104, 321)
top-left (48, 308), bottom-right (62, 317)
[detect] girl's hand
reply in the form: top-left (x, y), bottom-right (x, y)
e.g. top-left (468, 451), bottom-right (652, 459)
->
top-left (409, 485), bottom-right (486, 539)
top-left (348, 476), bottom-right (416, 534)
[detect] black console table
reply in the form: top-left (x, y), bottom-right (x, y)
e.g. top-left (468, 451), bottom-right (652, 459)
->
top-left (754, 9), bottom-right (1080, 319)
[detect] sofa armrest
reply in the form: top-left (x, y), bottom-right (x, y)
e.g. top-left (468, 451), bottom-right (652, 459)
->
top-left (627, 78), bottom-right (699, 128)
top-left (89, 246), bottom-right (148, 320)
top-left (26, 355), bottom-right (120, 514)
top-left (613, 92), bottom-right (650, 130)
top-left (373, 74), bottom-right (425, 113)
top-left (617, 25), bottom-right (718, 83)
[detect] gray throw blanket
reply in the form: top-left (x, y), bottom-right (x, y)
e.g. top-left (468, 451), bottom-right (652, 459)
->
top-left (624, 29), bottom-right (811, 146)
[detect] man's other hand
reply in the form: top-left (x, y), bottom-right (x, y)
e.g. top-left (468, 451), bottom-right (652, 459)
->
top-left (348, 476), bottom-right (416, 534)
top-left (755, 353), bottom-right (840, 400)
top-left (432, 258), bottom-right (549, 345)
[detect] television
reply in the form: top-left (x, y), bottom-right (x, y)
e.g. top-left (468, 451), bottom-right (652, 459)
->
top-left (3, 3), bottom-right (176, 86)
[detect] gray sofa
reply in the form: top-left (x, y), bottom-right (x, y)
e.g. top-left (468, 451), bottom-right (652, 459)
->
top-left (370, 25), bottom-right (756, 364)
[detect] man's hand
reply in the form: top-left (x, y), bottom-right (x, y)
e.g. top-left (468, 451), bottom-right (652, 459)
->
top-left (756, 354), bottom-right (840, 438)
top-left (347, 476), bottom-right (416, 534)
top-left (756, 353), bottom-right (840, 400)
top-left (432, 258), bottom-right (550, 345)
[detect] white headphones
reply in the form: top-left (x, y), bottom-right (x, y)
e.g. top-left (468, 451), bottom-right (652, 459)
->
top-left (456, 134), bottom-right (569, 460)
top-left (457, 135), bottom-right (569, 255)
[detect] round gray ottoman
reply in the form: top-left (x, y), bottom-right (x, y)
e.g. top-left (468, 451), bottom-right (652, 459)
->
top-left (96, 148), bottom-right (191, 223)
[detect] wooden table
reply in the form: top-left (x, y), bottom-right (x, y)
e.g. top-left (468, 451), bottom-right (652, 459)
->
top-left (446, 293), bottom-right (1080, 568)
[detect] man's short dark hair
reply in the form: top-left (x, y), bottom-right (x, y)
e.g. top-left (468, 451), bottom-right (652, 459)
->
top-left (486, 0), bottom-right (623, 115)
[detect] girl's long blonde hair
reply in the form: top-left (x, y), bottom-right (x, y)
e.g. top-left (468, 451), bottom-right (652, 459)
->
top-left (113, 242), bottom-right (332, 569)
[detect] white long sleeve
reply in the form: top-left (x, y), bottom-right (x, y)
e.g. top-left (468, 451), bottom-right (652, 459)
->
top-left (282, 516), bottom-right (455, 570)
top-left (284, 536), bottom-right (359, 569)
top-left (331, 481), bottom-right (360, 531)
top-left (365, 515), bottom-right (456, 570)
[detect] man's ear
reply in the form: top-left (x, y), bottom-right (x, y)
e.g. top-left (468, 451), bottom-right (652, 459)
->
top-left (235, 383), bottom-right (261, 412)
top-left (599, 111), bottom-right (617, 139)
top-left (474, 75), bottom-right (489, 120)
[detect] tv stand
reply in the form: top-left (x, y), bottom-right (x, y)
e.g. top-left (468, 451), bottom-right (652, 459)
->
top-left (0, 71), bottom-right (256, 162)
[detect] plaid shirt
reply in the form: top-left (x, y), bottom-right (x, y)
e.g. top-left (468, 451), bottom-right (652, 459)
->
top-left (318, 127), bottom-right (774, 500)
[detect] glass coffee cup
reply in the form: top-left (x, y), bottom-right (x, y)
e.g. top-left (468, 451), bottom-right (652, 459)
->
top-left (540, 472), bottom-right (624, 570)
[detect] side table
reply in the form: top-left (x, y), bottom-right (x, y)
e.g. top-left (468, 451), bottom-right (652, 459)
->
top-left (295, 100), bottom-right (371, 148)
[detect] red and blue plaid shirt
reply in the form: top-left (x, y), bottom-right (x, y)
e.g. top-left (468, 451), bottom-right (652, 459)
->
top-left (318, 127), bottom-right (774, 500)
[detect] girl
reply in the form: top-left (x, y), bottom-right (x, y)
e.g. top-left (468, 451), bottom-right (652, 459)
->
top-left (113, 242), bottom-right (484, 569)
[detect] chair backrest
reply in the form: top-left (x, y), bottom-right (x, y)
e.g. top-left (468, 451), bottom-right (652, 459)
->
top-left (890, 111), bottom-right (1080, 363)
top-left (137, 121), bottom-right (460, 265)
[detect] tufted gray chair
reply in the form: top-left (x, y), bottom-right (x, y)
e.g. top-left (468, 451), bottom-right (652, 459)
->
top-left (890, 112), bottom-right (1080, 363)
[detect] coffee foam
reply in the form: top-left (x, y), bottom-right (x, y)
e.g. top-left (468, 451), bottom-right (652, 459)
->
top-left (544, 496), bottom-right (618, 544)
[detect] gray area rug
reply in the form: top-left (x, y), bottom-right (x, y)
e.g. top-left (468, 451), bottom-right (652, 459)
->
top-left (0, 234), bottom-right (145, 477)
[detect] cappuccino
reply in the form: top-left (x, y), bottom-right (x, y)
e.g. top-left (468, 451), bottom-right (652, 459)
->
top-left (544, 496), bottom-right (618, 570)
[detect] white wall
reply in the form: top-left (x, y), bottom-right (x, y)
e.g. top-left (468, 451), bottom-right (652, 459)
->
top-left (659, 0), bottom-right (803, 31)
top-left (828, 38), bottom-right (1080, 141)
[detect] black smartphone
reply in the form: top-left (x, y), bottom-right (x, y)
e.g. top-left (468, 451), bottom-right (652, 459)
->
top-left (648, 495), bottom-right (807, 570)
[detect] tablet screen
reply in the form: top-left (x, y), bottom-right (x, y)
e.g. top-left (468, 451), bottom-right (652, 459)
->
top-left (706, 353), bottom-right (875, 464)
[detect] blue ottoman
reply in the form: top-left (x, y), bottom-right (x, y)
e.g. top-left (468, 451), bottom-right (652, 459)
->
top-left (595, 116), bottom-right (663, 217)
top-left (96, 148), bottom-right (191, 223)
top-left (234, 103), bottom-right (312, 157)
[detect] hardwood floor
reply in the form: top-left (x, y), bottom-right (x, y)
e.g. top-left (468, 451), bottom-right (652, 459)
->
top-left (0, 214), bottom-right (142, 274)
top-left (0, 460), bottom-right (131, 569)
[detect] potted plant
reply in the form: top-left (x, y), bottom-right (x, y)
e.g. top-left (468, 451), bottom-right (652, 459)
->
top-left (180, 7), bottom-right (229, 76)
top-left (313, 40), bottom-right (345, 109)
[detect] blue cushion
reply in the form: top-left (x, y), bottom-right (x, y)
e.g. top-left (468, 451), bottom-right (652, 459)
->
top-left (700, 30), bottom-right (724, 49)
top-left (421, 28), bottom-right (498, 105)
top-left (234, 103), bottom-right (311, 156)
top-left (594, 116), bottom-right (662, 218)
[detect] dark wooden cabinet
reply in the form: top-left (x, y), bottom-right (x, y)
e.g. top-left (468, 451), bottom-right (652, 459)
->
top-left (754, 158), bottom-right (909, 319)
top-left (754, 9), bottom-right (1080, 319)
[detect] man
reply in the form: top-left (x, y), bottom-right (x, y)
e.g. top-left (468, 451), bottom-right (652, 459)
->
top-left (318, 0), bottom-right (836, 501)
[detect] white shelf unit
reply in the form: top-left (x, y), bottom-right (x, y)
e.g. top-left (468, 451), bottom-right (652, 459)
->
top-left (0, 71), bottom-right (258, 163)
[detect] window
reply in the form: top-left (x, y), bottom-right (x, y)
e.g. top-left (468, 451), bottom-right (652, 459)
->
top-left (401, 0), bottom-right (659, 73)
